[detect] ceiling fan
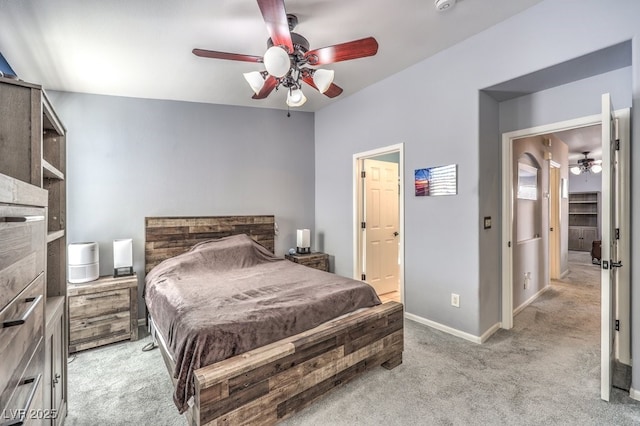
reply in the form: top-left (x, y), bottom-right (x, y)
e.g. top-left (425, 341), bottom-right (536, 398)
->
top-left (570, 151), bottom-right (602, 175)
top-left (192, 0), bottom-right (379, 109)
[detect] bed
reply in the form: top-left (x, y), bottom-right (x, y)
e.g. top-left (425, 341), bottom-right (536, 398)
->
top-left (144, 216), bottom-right (403, 425)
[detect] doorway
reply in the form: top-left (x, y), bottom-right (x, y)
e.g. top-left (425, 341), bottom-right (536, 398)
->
top-left (501, 103), bottom-right (631, 401)
top-left (549, 161), bottom-right (561, 280)
top-left (353, 144), bottom-right (404, 304)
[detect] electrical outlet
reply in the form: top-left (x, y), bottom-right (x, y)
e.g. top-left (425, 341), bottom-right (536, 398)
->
top-left (524, 272), bottom-right (531, 290)
top-left (451, 293), bottom-right (460, 308)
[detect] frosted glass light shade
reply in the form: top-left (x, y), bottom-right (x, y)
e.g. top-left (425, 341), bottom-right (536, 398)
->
top-left (313, 69), bottom-right (334, 93)
top-left (263, 46), bottom-right (290, 78)
top-left (243, 71), bottom-right (265, 95)
top-left (591, 164), bottom-right (602, 173)
top-left (570, 166), bottom-right (581, 175)
top-left (296, 229), bottom-right (310, 253)
top-left (286, 88), bottom-right (307, 107)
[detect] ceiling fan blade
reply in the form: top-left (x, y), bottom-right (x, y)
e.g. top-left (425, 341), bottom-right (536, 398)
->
top-left (193, 49), bottom-right (263, 63)
top-left (252, 75), bottom-right (278, 99)
top-left (302, 76), bottom-right (343, 98)
top-left (305, 37), bottom-right (379, 65)
top-left (257, 0), bottom-right (293, 53)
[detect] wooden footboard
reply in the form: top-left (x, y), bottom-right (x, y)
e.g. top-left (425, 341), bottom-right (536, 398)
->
top-left (156, 301), bottom-right (403, 425)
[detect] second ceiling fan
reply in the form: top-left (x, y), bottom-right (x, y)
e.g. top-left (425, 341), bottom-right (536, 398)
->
top-left (193, 0), bottom-right (379, 107)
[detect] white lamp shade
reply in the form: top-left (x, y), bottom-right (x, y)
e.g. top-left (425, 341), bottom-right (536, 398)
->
top-left (113, 239), bottom-right (133, 268)
top-left (313, 69), bottom-right (334, 93)
top-left (286, 88), bottom-right (307, 107)
top-left (591, 164), bottom-right (602, 173)
top-left (570, 166), bottom-right (581, 175)
top-left (243, 71), bottom-right (265, 95)
top-left (263, 46), bottom-right (290, 78)
top-left (296, 229), bottom-right (310, 248)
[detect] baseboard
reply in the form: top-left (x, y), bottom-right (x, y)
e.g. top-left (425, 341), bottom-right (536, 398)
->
top-left (560, 269), bottom-right (569, 279)
top-left (405, 312), bottom-right (484, 344)
top-left (479, 322), bottom-right (502, 343)
top-left (630, 387), bottom-right (640, 401)
top-left (513, 285), bottom-right (551, 316)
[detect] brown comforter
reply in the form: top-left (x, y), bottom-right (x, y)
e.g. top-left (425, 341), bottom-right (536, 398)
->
top-left (144, 234), bottom-right (381, 413)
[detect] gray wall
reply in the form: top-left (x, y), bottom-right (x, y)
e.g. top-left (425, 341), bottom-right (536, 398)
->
top-left (314, 0), bottom-right (640, 393)
top-left (48, 92), bottom-right (315, 317)
top-left (511, 135), bottom-right (568, 310)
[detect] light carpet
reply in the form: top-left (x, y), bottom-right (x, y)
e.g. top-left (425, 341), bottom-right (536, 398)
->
top-left (66, 252), bottom-right (640, 425)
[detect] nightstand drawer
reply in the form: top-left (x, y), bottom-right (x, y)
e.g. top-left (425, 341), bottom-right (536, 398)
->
top-left (69, 311), bottom-right (130, 345)
top-left (68, 288), bottom-right (129, 320)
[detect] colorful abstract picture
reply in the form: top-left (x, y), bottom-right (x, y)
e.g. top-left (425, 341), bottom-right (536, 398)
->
top-left (415, 164), bottom-right (457, 196)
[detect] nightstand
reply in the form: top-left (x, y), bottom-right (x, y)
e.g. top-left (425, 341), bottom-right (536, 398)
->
top-left (285, 252), bottom-right (330, 272)
top-left (68, 273), bottom-right (139, 352)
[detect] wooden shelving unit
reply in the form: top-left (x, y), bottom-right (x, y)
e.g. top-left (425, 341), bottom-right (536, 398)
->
top-left (0, 76), bottom-right (68, 425)
top-left (568, 192), bottom-right (600, 251)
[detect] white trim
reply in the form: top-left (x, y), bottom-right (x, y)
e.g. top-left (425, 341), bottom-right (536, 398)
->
top-left (513, 285), bottom-right (551, 316)
top-left (404, 312), bottom-right (496, 344)
top-left (501, 112), bottom-right (603, 330)
top-left (614, 108), bottom-right (631, 366)
top-left (353, 143), bottom-right (405, 305)
top-left (479, 322), bottom-right (502, 343)
top-left (630, 387), bottom-right (640, 402)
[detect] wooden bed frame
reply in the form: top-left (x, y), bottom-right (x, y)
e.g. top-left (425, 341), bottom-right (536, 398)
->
top-left (145, 216), bottom-right (404, 425)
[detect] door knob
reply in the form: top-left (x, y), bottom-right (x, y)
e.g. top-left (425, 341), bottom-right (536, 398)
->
top-left (393, 232), bottom-right (399, 237)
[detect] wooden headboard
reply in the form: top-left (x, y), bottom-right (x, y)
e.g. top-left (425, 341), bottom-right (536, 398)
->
top-left (144, 215), bottom-right (275, 274)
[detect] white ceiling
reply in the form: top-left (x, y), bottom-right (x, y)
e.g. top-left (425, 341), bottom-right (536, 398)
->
top-left (0, 0), bottom-right (544, 112)
top-left (552, 125), bottom-right (602, 165)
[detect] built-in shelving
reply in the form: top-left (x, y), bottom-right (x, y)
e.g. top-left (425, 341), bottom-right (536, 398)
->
top-left (568, 192), bottom-right (600, 251)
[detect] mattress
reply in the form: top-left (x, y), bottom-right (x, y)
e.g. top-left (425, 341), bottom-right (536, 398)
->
top-left (144, 234), bottom-right (381, 412)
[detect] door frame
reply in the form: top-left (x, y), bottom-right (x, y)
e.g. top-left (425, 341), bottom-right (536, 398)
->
top-left (548, 160), bottom-right (561, 281)
top-left (500, 109), bottom-right (631, 359)
top-left (353, 143), bottom-right (404, 304)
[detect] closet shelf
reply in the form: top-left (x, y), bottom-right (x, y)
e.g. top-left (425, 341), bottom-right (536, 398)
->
top-left (42, 159), bottom-right (65, 180)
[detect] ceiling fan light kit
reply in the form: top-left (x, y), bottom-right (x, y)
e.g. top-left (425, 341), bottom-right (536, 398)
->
top-left (192, 0), bottom-right (378, 111)
top-left (570, 151), bottom-right (602, 175)
top-left (263, 46), bottom-right (291, 78)
top-left (243, 71), bottom-right (267, 95)
top-left (312, 69), bottom-right (335, 94)
top-left (286, 88), bottom-right (307, 107)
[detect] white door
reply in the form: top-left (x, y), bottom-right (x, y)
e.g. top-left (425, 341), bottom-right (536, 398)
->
top-left (363, 159), bottom-right (399, 295)
top-left (600, 93), bottom-right (620, 402)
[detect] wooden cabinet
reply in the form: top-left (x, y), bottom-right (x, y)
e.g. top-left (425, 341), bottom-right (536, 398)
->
top-left (568, 192), bottom-right (600, 252)
top-left (44, 297), bottom-right (66, 425)
top-left (0, 173), bottom-right (48, 425)
top-left (285, 252), bottom-right (330, 272)
top-left (68, 274), bottom-right (139, 353)
top-left (1, 76), bottom-right (68, 425)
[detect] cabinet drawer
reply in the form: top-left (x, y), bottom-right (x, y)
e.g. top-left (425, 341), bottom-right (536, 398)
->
top-left (69, 312), bottom-right (131, 345)
top-left (0, 206), bottom-right (45, 310)
top-left (0, 274), bottom-right (44, 410)
top-left (68, 288), bottom-right (129, 321)
top-left (0, 337), bottom-right (45, 426)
